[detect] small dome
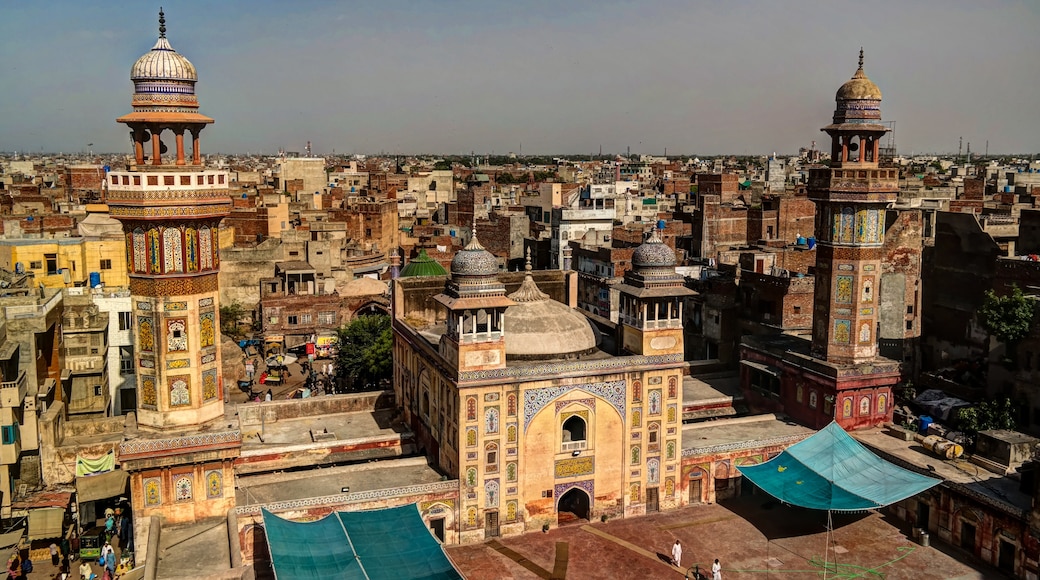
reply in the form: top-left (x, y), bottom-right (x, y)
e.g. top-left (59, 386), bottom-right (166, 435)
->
top-left (632, 230), bottom-right (676, 268)
top-left (835, 50), bottom-right (881, 101)
top-left (131, 10), bottom-right (197, 83)
top-left (450, 234), bottom-right (498, 277)
top-left (400, 248), bottom-right (448, 278)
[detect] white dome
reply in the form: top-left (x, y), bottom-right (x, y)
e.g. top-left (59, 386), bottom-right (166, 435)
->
top-left (131, 37), bottom-right (197, 82)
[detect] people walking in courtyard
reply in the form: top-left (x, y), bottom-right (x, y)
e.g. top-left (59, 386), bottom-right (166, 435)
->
top-left (671, 539), bottom-right (682, 567)
top-left (712, 558), bottom-right (722, 580)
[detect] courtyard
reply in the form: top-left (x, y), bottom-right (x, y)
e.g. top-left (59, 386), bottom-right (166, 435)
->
top-left (447, 497), bottom-right (995, 579)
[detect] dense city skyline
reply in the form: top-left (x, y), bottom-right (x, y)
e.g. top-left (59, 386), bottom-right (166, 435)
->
top-left (1, 0), bottom-right (1038, 156)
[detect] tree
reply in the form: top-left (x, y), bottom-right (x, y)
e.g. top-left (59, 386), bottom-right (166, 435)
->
top-left (979, 285), bottom-right (1037, 357)
top-left (335, 314), bottom-right (393, 391)
top-left (219, 301), bottom-right (248, 339)
top-left (957, 397), bottom-right (1017, 445)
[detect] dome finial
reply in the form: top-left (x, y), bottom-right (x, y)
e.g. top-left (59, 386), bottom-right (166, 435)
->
top-left (524, 247), bottom-right (532, 272)
top-left (858, 47), bottom-right (864, 70)
top-left (159, 7), bottom-right (166, 39)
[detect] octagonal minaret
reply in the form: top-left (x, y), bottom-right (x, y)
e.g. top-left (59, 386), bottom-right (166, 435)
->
top-left (808, 50), bottom-right (899, 364)
top-left (108, 9), bottom-right (231, 429)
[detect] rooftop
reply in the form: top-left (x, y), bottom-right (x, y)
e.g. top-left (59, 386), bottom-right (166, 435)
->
top-left (681, 414), bottom-right (813, 455)
top-left (240, 409), bottom-right (403, 449)
top-left (236, 456), bottom-right (445, 506)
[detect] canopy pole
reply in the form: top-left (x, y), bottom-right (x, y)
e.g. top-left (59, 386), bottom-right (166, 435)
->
top-left (822, 509), bottom-right (831, 580)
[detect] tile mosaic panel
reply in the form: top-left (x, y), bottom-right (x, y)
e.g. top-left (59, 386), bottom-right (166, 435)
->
top-left (206, 470), bottom-right (223, 498)
top-left (202, 369), bottom-right (218, 401)
top-left (524, 380), bottom-right (625, 432)
top-left (554, 457), bottom-right (594, 479)
top-left (144, 477), bottom-right (162, 507)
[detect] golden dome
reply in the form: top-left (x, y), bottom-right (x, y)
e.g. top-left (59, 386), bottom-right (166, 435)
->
top-left (835, 49), bottom-right (881, 101)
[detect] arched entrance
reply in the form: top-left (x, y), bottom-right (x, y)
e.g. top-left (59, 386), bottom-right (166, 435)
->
top-left (557, 488), bottom-right (591, 525)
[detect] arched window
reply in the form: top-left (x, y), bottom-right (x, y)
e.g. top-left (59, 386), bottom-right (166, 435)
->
top-left (562, 416), bottom-right (586, 443)
top-left (421, 390), bottom-right (430, 418)
top-left (485, 442), bottom-right (499, 473)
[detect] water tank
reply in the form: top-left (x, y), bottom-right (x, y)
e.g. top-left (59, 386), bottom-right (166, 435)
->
top-left (922, 435), bottom-right (964, 459)
top-left (656, 219), bottom-right (667, 231)
top-left (1005, 185), bottom-right (1012, 193)
top-left (796, 235), bottom-right (806, 246)
top-left (806, 237), bottom-right (816, 250)
top-left (918, 416), bottom-right (933, 434)
top-left (89, 272), bottom-right (102, 287)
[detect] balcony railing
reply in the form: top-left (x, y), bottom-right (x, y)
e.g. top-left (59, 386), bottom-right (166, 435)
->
top-left (561, 440), bottom-right (587, 452)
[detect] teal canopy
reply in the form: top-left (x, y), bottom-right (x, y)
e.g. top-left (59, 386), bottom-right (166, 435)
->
top-left (737, 422), bottom-right (940, 512)
top-left (262, 504), bottom-right (463, 580)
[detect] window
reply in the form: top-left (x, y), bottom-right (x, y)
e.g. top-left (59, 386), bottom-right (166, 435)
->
top-left (45, 254), bottom-right (58, 275)
top-left (268, 316), bottom-right (279, 324)
top-left (120, 357), bottom-right (134, 374)
top-left (299, 314), bottom-right (312, 324)
top-left (318, 311), bottom-right (336, 325)
top-left (562, 416), bottom-right (586, 450)
top-left (100, 259), bottom-right (112, 270)
top-left (29, 261), bottom-right (42, 270)
top-left (287, 315), bottom-right (299, 325)
top-left (118, 312), bottom-right (133, 331)
top-left (365, 229), bottom-right (372, 237)
top-left (94, 385), bottom-right (103, 397)
top-left (1, 425), bottom-right (18, 445)
top-left (906, 320), bottom-right (913, 330)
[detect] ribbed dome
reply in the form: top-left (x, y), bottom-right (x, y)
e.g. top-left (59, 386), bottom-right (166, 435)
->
top-left (835, 50), bottom-right (881, 101)
top-left (450, 234), bottom-right (498, 277)
top-left (132, 37), bottom-right (197, 82)
top-left (131, 10), bottom-right (197, 83)
top-left (504, 259), bottom-right (597, 359)
top-left (400, 248), bottom-right (448, 278)
top-left (632, 230), bottom-right (676, 268)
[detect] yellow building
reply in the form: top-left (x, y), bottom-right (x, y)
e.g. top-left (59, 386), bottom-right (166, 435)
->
top-left (393, 231), bottom-right (693, 542)
top-left (0, 206), bottom-right (129, 289)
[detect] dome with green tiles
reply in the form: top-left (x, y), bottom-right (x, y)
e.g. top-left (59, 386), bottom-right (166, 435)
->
top-left (399, 248), bottom-right (448, 278)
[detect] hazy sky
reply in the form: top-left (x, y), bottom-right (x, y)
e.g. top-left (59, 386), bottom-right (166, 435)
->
top-left (1, 1), bottom-right (1038, 156)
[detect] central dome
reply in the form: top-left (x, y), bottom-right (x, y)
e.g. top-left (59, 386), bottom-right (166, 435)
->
top-left (503, 262), bottom-right (597, 359)
top-left (131, 10), bottom-right (197, 83)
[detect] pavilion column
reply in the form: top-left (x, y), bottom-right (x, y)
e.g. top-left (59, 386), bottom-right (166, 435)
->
top-left (134, 135), bottom-right (144, 166)
top-left (175, 129), bottom-right (185, 165)
top-left (191, 129), bottom-right (201, 165)
top-left (151, 128), bottom-right (162, 166)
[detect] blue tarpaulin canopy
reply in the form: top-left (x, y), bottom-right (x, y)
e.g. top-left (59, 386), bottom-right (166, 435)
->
top-left (737, 422), bottom-right (941, 512)
top-left (262, 504), bottom-right (463, 580)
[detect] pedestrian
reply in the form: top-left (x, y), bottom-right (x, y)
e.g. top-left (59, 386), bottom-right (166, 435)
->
top-left (712, 558), bottom-right (722, 580)
top-left (104, 512), bottom-right (115, 541)
top-left (79, 559), bottom-right (94, 580)
top-left (265, 389), bottom-right (272, 402)
top-left (671, 539), bottom-right (682, 567)
top-left (103, 550), bottom-right (115, 580)
top-left (50, 542), bottom-right (60, 566)
top-left (326, 362), bottom-right (333, 377)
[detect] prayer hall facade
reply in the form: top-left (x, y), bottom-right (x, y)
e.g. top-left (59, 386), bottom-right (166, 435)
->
top-left (393, 234), bottom-right (693, 542)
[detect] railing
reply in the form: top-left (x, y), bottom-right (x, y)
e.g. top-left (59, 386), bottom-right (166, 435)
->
top-left (561, 440), bottom-right (587, 452)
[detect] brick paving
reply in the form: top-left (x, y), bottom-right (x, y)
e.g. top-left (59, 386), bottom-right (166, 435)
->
top-left (448, 498), bottom-right (995, 579)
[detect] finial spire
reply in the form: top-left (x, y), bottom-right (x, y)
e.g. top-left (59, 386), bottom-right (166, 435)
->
top-left (158, 7), bottom-right (166, 38)
top-left (858, 47), bottom-right (864, 70)
top-left (525, 248), bottom-right (532, 272)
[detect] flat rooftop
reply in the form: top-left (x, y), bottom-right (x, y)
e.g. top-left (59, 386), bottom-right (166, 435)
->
top-left (682, 372), bottom-right (742, 406)
top-left (681, 414), bottom-right (813, 454)
top-left (852, 427), bottom-right (1032, 513)
top-left (236, 456), bottom-right (445, 506)
top-left (240, 409), bottom-right (403, 448)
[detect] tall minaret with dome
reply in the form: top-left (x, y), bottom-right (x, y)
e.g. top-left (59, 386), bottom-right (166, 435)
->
top-left (108, 9), bottom-right (232, 429)
top-left (808, 50), bottom-right (899, 365)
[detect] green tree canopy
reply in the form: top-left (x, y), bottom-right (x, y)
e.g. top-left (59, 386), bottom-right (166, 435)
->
top-left (956, 397), bottom-right (1017, 441)
top-left (219, 301), bottom-right (248, 339)
top-left (335, 314), bottom-right (392, 391)
top-left (979, 285), bottom-right (1037, 346)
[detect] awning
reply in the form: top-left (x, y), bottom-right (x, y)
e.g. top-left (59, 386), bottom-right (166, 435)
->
top-left (0, 530), bottom-right (23, 550)
top-left (263, 504), bottom-right (462, 580)
top-left (28, 508), bottom-right (65, 540)
top-left (738, 422), bottom-right (940, 512)
top-left (76, 470), bottom-right (129, 504)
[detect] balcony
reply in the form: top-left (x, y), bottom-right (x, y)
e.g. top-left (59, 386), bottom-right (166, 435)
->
top-left (561, 440), bottom-right (587, 452)
top-left (0, 370), bottom-right (27, 408)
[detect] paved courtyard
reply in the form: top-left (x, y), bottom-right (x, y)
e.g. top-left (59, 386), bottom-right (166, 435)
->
top-left (448, 497), bottom-right (996, 579)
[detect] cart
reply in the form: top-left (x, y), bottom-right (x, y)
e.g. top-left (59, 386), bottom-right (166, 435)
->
top-left (79, 526), bottom-right (104, 560)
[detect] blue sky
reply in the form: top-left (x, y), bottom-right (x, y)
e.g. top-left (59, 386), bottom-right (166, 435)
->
top-left (1, 0), bottom-right (1037, 155)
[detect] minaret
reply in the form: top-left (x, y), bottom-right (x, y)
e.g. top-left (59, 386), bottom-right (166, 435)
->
top-left (435, 232), bottom-right (514, 372)
top-left (616, 224), bottom-right (693, 356)
top-left (108, 9), bottom-right (232, 429)
top-left (808, 49), bottom-right (898, 364)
